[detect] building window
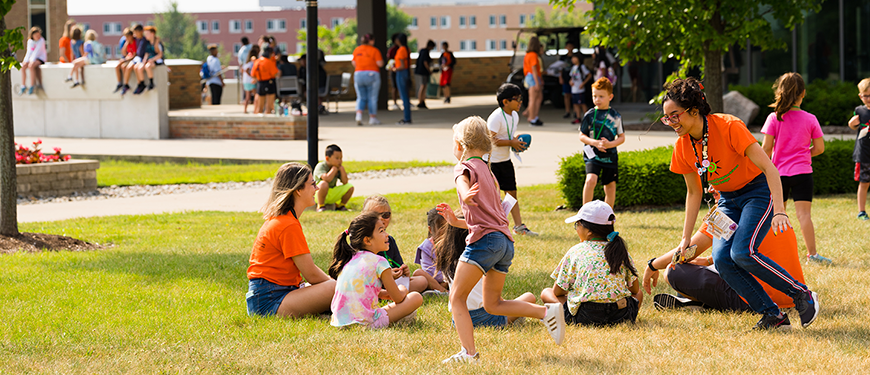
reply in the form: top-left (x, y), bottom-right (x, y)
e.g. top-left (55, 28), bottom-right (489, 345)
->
top-left (211, 20), bottom-right (220, 33)
top-left (486, 39), bottom-right (495, 51)
top-left (430, 16), bottom-right (437, 29)
top-left (104, 45), bottom-right (113, 58)
top-left (500, 39), bottom-right (507, 50)
top-left (410, 17), bottom-right (418, 29)
top-left (519, 14), bottom-right (526, 27)
top-left (230, 20), bottom-right (241, 33)
top-left (489, 15), bottom-right (496, 28)
top-left (331, 17), bottom-right (344, 29)
top-left (499, 15), bottom-right (506, 27)
top-left (278, 42), bottom-right (288, 54)
top-left (459, 40), bottom-right (466, 51)
top-left (300, 18), bottom-right (306, 29)
top-left (197, 20), bottom-right (208, 34)
top-left (103, 22), bottom-right (123, 36)
top-left (469, 16), bottom-right (476, 28)
top-left (233, 43), bottom-right (241, 56)
top-left (27, 0), bottom-right (49, 51)
top-left (440, 16), bottom-right (450, 29)
top-left (267, 19), bottom-right (287, 32)
top-left (459, 16), bottom-right (466, 28)
top-left (81, 23), bottom-right (90, 32)
top-left (470, 40), bottom-right (477, 51)
top-left (245, 20), bottom-right (253, 33)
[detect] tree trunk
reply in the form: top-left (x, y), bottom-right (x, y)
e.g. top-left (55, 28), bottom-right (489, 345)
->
top-left (703, 46), bottom-right (724, 114)
top-left (0, 15), bottom-right (19, 237)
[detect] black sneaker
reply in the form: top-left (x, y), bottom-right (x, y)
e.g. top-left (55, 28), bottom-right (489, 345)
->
top-left (121, 84), bottom-right (130, 96)
top-left (147, 82), bottom-right (155, 91)
top-left (752, 313), bottom-right (792, 330)
top-left (563, 112), bottom-right (573, 119)
top-left (793, 290), bottom-right (820, 328)
top-left (530, 119), bottom-right (544, 126)
top-left (113, 83), bottom-right (124, 93)
top-left (417, 103), bottom-right (428, 109)
top-left (653, 294), bottom-right (705, 311)
top-left (133, 83), bottom-right (146, 95)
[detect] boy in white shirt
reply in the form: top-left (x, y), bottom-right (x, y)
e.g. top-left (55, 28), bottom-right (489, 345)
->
top-left (569, 54), bottom-right (591, 124)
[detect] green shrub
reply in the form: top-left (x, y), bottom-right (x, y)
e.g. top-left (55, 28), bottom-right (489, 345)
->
top-left (558, 139), bottom-right (860, 209)
top-left (729, 80), bottom-right (859, 126)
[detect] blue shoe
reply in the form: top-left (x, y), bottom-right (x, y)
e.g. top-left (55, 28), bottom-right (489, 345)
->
top-left (806, 254), bottom-right (832, 265)
top-left (28, 86), bottom-right (35, 95)
top-left (19, 86), bottom-right (26, 95)
top-left (859, 211), bottom-right (869, 221)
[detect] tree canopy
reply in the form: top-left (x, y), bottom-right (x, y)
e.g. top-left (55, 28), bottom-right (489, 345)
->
top-left (152, 1), bottom-right (209, 61)
top-left (551, 0), bottom-right (822, 111)
top-left (297, 4), bottom-right (416, 55)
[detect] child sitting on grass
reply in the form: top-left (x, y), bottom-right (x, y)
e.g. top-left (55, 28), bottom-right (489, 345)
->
top-left (362, 195), bottom-right (431, 296)
top-left (329, 211), bottom-right (423, 329)
top-left (541, 200), bottom-right (642, 326)
top-left (313, 144), bottom-right (354, 212)
top-left (413, 208), bottom-right (450, 296)
top-left (434, 212), bottom-right (536, 328)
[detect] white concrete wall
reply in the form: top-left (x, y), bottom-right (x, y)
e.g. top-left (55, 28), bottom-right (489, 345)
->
top-left (11, 63), bottom-right (169, 139)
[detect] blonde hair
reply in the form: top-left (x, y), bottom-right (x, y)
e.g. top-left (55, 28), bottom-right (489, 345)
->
top-left (85, 29), bottom-right (98, 41)
top-left (260, 163), bottom-right (312, 219)
top-left (453, 116), bottom-right (492, 162)
top-left (770, 72), bottom-right (805, 121)
top-left (858, 78), bottom-right (870, 93)
top-left (362, 195), bottom-right (390, 212)
top-left (29, 26), bottom-right (42, 39)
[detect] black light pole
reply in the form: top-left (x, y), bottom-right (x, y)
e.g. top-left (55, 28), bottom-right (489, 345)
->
top-left (306, 0), bottom-right (319, 169)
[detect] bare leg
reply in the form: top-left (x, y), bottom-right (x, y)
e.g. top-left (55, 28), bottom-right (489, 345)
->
top-left (481, 270), bottom-right (546, 319)
top-left (564, 93), bottom-right (571, 115)
top-left (123, 63), bottom-right (136, 84)
top-left (449, 262), bottom-right (485, 355)
top-left (20, 62), bottom-right (28, 87)
top-left (265, 94), bottom-right (275, 114)
top-left (507, 293), bottom-right (538, 324)
top-left (540, 287), bottom-right (568, 305)
top-left (383, 291), bottom-right (423, 323)
top-left (443, 85), bottom-right (450, 100)
top-left (583, 174), bottom-right (599, 205)
top-left (859, 182), bottom-right (870, 213)
top-left (408, 276), bottom-right (428, 293)
top-left (339, 186), bottom-right (354, 207)
top-left (145, 63), bottom-right (155, 79)
top-left (115, 61), bottom-right (125, 82)
top-left (275, 279), bottom-right (336, 318)
top-left (412, 269), bottom-right (447, 292)
top-left (794, 201), bottom-right (817, 256)
top-left (603, 182), bottom-right (617, 208)
top-left (316, 181), bottom-right (330, 207)
top-left (33, 63), bottom-right (41, 87)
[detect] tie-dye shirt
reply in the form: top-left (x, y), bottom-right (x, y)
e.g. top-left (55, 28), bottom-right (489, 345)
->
top-left (330, 251), bottom-right (391, 327)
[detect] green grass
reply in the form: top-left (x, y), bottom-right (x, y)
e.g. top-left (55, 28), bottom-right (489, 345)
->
top-left (3, 185), bottom-right (869, 372)
top-left (96, 160), bottom-right (452, 187)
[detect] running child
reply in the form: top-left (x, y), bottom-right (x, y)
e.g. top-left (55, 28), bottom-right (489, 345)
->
top-left (438, 116), bottom-right (565, 364)
top-left (540, 200), bottom-right (641, 326)
top-left (579, 77), bottom-right (625, 207)
top-left (487, 83), bottom-right (539, 236)
top-left (329, 211), bottom-right (423, 329)
top-left (848, 78), bottom-right (870, 221)
top-left (413, 208), bottom-right (450, 296)
top-left (434, 212), bottom-right (537, 328)
top-left (761, 72), bottom-right (831, 264)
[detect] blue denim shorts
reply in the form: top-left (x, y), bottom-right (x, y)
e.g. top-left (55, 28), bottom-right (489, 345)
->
top-left (524, 73), bottom-right (536, 88)
top-left (469, 307), bottom-right (508, 328)
top-left (246, 278), bottom-right (299, 316)
top-left (459, 231), bottom-right (514, 274)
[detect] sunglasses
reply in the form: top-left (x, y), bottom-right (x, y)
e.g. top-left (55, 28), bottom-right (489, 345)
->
top-left (380, 212), bottom-right (391, 219)
top-left (661, 109), bottom-right (687, 125)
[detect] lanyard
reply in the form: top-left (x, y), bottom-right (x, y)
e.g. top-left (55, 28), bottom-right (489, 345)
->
top-left (592, 108), bottom-right (609, 140)
top-left (501, 109), bottom-right (514, 139)
top-left (690, 115), bottom-right (712, 201)
top-left (381, 252), bottom-right (402, 268)
top-left (466, 156), bottom-right (484, 162)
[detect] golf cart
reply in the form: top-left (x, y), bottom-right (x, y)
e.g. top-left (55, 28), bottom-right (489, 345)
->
top-left (505, 26), bottom-right (586, 109)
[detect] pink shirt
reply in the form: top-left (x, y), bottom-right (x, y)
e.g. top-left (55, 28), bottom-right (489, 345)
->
top-left (761, 110), bottom-right (824, 177)
top-left (454, 158), bottom-right (512, 245)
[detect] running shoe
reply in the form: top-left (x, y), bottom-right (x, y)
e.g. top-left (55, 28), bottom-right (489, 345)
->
top-left (752, 313), bottom-right (792, 331)
top-left (513, 224), bottom-right (539, 236)
top-left (793, 290), bottom-right (820, 328)
top-left (653, 294), bottom-right (705, 311)
top-left (542, 303), bottom-right (566, 345)
top-left (442, 348), bottom-right (480, 364)
top-left (806, 254), bottom-right (832, 265)
top-left (858, 211), bottom-right (869, 221)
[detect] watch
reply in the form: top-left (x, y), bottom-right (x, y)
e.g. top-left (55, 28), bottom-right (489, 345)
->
top-left (648, 258), bottom-right (659, 272)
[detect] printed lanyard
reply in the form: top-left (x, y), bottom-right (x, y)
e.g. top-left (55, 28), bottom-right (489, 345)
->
top-left (501, 109), bottom-right (514, 139)
top-left (381, 252), bottom-right (402, 268)
top-left (466, 156), bottom-right (485, 162)
top-left (592, 108), bottom-right (608, 139)
top-left (690, 116), bottom-right (712, 200)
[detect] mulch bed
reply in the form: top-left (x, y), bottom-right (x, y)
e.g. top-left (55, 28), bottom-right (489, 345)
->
top-left (0, 232), bottom-right (105, 254)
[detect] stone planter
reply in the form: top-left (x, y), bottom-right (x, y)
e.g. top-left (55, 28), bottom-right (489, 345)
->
top-left (16, 160), bottom-right (100, 198)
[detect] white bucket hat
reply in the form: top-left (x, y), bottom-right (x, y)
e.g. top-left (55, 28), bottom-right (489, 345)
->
top-left (564, 200), bottom-right (615, 225)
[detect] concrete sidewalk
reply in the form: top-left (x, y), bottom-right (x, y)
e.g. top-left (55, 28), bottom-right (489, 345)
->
top-left (17, 96), bottom-right (678, 223)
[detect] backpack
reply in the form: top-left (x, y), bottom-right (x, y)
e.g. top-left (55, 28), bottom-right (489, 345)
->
top-left (201, 61), bottom-right (211, 79)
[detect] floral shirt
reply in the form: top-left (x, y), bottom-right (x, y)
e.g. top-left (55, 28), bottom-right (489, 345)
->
top-left (550, 241), bottom-right (637, 315)
top-left (330, 251), bottom-right (391, 327)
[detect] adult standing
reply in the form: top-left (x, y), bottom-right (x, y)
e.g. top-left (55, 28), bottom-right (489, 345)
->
top-left (246, 163), bottom-right (336, 317)
top-left (237, 36), bottom-right (252, 67)
top-left (386, 34), bottom-right (401, 110)
top-left (352, 33), bottom-right (384, 126)
top-left (206, 44), bottom-right (224, 105)
top-left (663, 77), bottom-right (819, 330)
top-left (58, 20), bottom-right (75, 63)
top-left (392, 34), bottom-right (412, 125)
top-left (523, 37), bottom-right (544, 126)
top-left (415, 40), bottom-right (435, 109)
top-left (559, 42), bottom-right (577, 119)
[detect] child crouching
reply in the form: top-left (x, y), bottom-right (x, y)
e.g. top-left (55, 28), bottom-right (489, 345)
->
top-left (541, 200), bottom-right (642, 326)
top-left (329, 211), bottom-right (423, 329)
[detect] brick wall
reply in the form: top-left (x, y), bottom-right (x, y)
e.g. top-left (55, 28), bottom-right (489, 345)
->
top-left (8, 0), bottom-right (68, 63)
top-left (17, 160), bottom-right (99, 198)
top-left (169, 116), bottom-right (306, 140)
top-left (168, 63), bottom-right (203, 110)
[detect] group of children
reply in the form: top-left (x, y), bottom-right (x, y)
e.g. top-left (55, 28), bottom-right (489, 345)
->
top-left (112, 24), bottom-right (165, 96)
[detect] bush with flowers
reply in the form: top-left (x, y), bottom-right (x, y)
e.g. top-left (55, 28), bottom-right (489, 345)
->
top-left (15, 139), bottom-right (71, 164)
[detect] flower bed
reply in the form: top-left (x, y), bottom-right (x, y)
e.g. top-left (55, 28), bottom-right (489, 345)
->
top-left (13, 140), bottom-right (97, 198)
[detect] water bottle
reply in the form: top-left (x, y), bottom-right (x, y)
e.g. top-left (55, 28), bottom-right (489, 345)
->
top-left (274, 99), bottom-right (281, 116)
top-left (284, 105), bottom-right (289, 116)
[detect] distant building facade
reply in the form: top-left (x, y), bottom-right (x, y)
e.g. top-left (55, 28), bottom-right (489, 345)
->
top-left (7, 0), bottom-right (69, 62)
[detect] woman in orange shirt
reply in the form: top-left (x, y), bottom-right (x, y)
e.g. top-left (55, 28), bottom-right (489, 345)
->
top-left (352, 33), bottom-right (385, 126)
top-left (663, 77), bottom-right (819, 331)
top-left (523, 37), bottom-right (544, 126)
top-left (58, 20), bottom-right (75, 63)
top-left (246, 163), bottom-right (336, 317)
top-left (392, 33), bottom-right (412, 125)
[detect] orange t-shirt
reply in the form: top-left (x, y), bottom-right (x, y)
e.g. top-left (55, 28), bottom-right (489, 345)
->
top-left (670, 114), bottom-right (762, 192)
top-left (523, 51), bottom-right (542, 77)
top-left (58, 36), bottom-right (72, 63)
top-left (251, 57), bottom-right (279, 81)
top-left (353, 45), bottom-right (383, 72)
top-left (700, 223), bottom-right (805, 308)
top-left (394, 46), bottom-right (409, 70)
top-left (247, 214), bottom-right (310, 286)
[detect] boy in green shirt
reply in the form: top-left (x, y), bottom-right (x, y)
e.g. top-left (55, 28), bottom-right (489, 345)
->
top-left (314, 144), bottom-right (354, 212)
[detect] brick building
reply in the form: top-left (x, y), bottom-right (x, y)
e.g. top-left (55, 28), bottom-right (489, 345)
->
top-left (6, 0), bottom-right (69, 62)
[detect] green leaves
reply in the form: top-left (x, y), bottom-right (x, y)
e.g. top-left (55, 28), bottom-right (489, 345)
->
top-left (0, 25), bottom-right (23, 73)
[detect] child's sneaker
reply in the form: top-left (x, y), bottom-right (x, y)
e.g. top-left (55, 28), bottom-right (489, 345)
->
top-left (752, 313), bottom-right (792, 331)
top-left (422, 290), bottom-right (449, 298)
top-left (806, 254), bottom-right (832, 265)
top-left (571, 118), bottom-right (581, 124)
top-left (442, 348), bottom-right (479, 364)
top-left (542, 303), bottom-right (566, 345)
top-left (113, 83), bottom-right (124, 93)
top-left (394, 310), bottom-right (417, 326)
top-left (653, 293), bottom-right (705, 311)
top-left (793, 290), bottom-right (820, 328)
top-left (513, 224), bottom-right (539, 236)
top-left (18, 86), bottom-right (27, 95)
top-left (858, 211), bottom-right (869, 221)
top-left (27, 86), bottom-right (35, 95)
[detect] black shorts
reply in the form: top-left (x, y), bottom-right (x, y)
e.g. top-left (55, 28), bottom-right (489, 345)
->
top-left (781, 173), bottom-right (813, 202)
top-left (585, 163), bottom-right (618, 185)
top-left (390, 71), bottom-right (397, 89)
top-left (564, 297), bottom-right (638, 326)
top-left (490, 160), bottom-right (517, 191)
top-left (856, 162), bottom-right (870, 183)
top-left (667, 264), bottom-right (752, 313)
top-left (257, 79), bottom-right (277, 96)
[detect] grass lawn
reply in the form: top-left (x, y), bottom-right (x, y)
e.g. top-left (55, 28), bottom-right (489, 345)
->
top-left (96, 160), bottom-right (452, 187)
top-left (3, 185), bottom-right (869, 373)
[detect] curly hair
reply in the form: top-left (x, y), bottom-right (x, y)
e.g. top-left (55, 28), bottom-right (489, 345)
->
top-left (663, 77), bottom-right (711, 117)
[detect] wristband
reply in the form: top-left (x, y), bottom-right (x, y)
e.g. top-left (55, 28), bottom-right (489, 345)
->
top-left (647, 258), bottom-right (659, 272)
top-left (773, 213), bottom-right (789, 219)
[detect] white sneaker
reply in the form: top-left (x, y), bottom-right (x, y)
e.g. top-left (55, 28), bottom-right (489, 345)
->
top-left (391, 104), bottom-right (402, 111)
top-left (442, 348), bottom-right (480, 364)
top-left (368, 117), bottom-right (382, 125)
top-left (542, 303), bottom-right (566, 345)
top-left (355, 113), bottom-right (363, 126)
top-left (514, 224), bottom-right (539, 236)
top-left (422, 290), bottom-right (449, 298)
top-left (394, 310), bottom-right (417, 326)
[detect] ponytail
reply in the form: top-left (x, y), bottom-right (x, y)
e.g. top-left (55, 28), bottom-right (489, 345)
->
top-left (771, 72), bottom-right (805, 122)
top-left (434, 214), bottom-right (468, 280)
top-left (328, 211), bottom-right (382, 279)
top-left (328, 231), bottom-right (356, 279)
top-left (579, 220), bottom-right (637, 277)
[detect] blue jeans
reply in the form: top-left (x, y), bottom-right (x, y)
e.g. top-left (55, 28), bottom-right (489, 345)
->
top-left (396, 69), bottom-right (411, 121)
top-left (354, 70), bottom-right (380, 115)
top-left (712, 174), bottom-right (808, 316)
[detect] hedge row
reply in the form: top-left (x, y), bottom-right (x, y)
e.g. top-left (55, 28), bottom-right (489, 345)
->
top-left (558, 139), bottom-right (861, 209)
top-left (729, 79), bottom-right (860, 127)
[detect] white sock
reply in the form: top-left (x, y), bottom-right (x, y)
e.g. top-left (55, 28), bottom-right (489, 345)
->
top-left (531, 117), bottom-right (539, 122)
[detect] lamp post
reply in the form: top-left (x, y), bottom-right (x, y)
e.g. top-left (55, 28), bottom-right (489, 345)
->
top-left (306, 0), bottom-right (319, 169)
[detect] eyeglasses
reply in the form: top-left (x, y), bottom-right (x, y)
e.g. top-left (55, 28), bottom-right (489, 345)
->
top-left (661, 109), bottom-right (687, 125)
top-left (511, 96), bottom-right (523, 103)
top-left (380, 212), bottom-right (391, 219)
top-left (859, 94), bottom-right (870, 99)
